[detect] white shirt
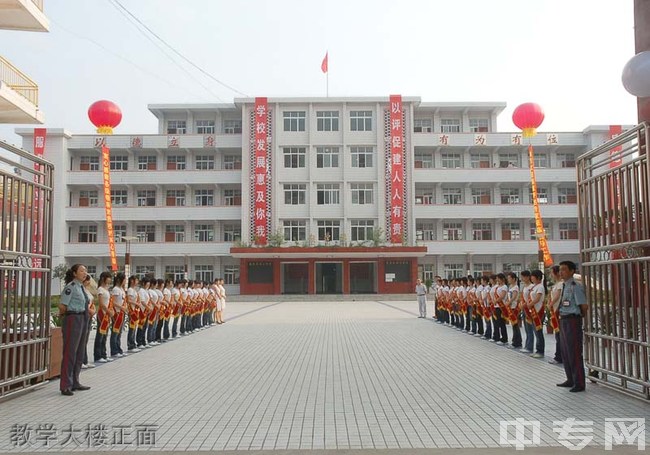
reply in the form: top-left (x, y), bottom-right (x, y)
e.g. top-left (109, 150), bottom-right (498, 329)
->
top-left (522, 283), bottom-right (534, 304)
top-left (138, 287), bottom-right (150, 305)
top-left (127, 287), bottom-right (138, 305)
top-left (531, 283), bottom-right (546, 312)
top-left (172, 287), bottom-right (181, 303)
top-left (508, 285), bottom-right (519, 308)
top-left (551, 281), bottom-right (563, 311)
top-left (156, 288), bottom-right (164, 302)
top-left (148, 288), bottom-right (159, 304)
top-left (98, 287), bottom-right (111, 309)
top-left (163, 287), bottom-right (172, 304)
top-left (218, 284), bottom-right (226, 300)
top-left (111, 286), bottom-right (125, 310)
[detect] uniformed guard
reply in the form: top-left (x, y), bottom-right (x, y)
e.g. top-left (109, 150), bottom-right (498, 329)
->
top-left (556, 261), bottom-right (587, 392)
top-left (57, 264), bottom-right (91, 396)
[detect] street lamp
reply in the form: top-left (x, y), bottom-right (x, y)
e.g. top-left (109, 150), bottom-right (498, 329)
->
top-left (120, 236), bottom-right (139, 278)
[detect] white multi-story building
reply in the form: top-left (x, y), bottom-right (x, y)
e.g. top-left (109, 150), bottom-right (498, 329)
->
top-left (17, 96), bottom-right (618, 294)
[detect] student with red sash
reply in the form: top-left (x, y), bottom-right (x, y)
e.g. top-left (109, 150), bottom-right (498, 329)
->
top-left (493, 273), bottom-right (509, 345)
top-left (527, 270), bottom-right (547, 359)
top-left (506, 272), bottom-right (522, 349)
top-left (93, 272), bottom-right (114, 364)
top-left (126, 275), bottom-right (141, 353)
top-left (520, 271), bottom-right (535, 354)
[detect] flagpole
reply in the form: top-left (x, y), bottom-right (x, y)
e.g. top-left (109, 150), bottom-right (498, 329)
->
top-left (326, 71), bottom-right (329, 98)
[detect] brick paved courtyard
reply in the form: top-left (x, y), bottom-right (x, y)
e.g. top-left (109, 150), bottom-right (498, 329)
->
top-left (0, 300), bottom-right (648, 453)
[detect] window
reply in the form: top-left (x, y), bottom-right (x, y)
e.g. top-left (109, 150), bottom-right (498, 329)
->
top-left (85, 265), bottom-right (97, 279)
top-left (472, 263), bottom-right (493, 277)
top-left (351, 183), bottom-right (373, 205)
top-left (224, 189), bottom-right (242, 206)
top-left (442, 188), bottom-right (462, 205)
top-left (471, 188), bottom-right (491, 204)
top-left (534, 153), bottom-right (548, 168)
top-left (283, 147), bottom-right (306, 168)
top-left (283, 220), bottom-right (306, 242)
top-left (166, 189), bottom-right (185, 207)
top-left (114, 224), bottom-right (126, 243)
top-left (414, 152), bottom-right (433, 168)
top-left (350, 110), bottom-right (372, 131)
top-left (472, 222), bottom-right (492, 240)
top-left (558, 187), bottom-right (577, 204)
top-left (530, 221), bottom-right (551, 239)
top-left (194, 189), bottom-right (214, 206)
top-left (195, 155), bottom-right (215, 170)
top-left (223, 119), bottom-right (242, 134)
top-left (167, 155), bottom-right (186, 170)
top-left (443, 263), bottom-right (464, 279)
top-left (109, 155), bottom-right (128, 171)
top-left (420, 264), bottom-right (436, 281)
top-left (111, 189), bottom-right (127, 207)
top-left (501, 222), bottom-right (521, 240)
top-left (283, 111), bottom-right (306, 132)
top-left (136, 225), bottom-right (156, 242)
top-left (558, 153), bottom-right (576, 168)
top-left (316, 111), bottom-right (339, 131)
top-left (416, 222), bottom-right (435, 241)
top-left (529, 187), bottom-right (549, 204)
top-left (500, 188), bottom-right (521, 204)
top-left (317, 184), bottom-right (340, 205)
top-left (224, 155), bottom-right (242, 170)
top-left (78, 225), bottom-right (97, 243)
top-left (195, 120), bottom-right (215, 134)
top-left (441, 153), bottom-right (462, 168)
top-left (194, 265), bottom-right (213, 282)
top-left (137, 156), bottom-right (157, 171)
top-left (560, 222), bottom-right (579, 240)
top-left (136, 190), bottom-right (156, 207)
top-left (316, 147), bottom-right (339, 168)
top-left (351, 220), bottom-right (374, 242)
top-left (248, 262), bottom-right (272, 283)
top-left (351, 146), bottom-right (373, 168)
top-left (440, 119), bottom-right (461, 133)
top-left (80, 156), bottom-right (99, 171)
top-left (165, 265), bottom-right (185, 282)
top-left (443, 222), bottom-right (463, 241)
top-left (503, 263), bottom-right (523, 273)
top-left (385, 261), bottom-right (410, 282)
top-left (165, 224), bottom-right (185, 242)
top-left (224, 265), bottom-right (239, 285)
top-left (414, 118), bottom-right (433, 133)
top-left (194, 224), bottom-right (214, 242)
top-left (223, 224), bottom-right (241, 242)
top-left (470, 153), bottom-right (491, 169)
top-left (79, 190), bottom-right (98, 207)
top-left (469, 118), bottom-right (489, 133)
top-left (135, 265), bottom-right (155, 278)
top-left (317, 220), bottom-right (340, 242)
top-left (283, 184), bottom-right (306, 205)
top-left (167, 120), bottom-right (186, 134)
top-left (498, 153), bottom-right (520, 168)
top-left (415, 187), bottom-right (434, 205)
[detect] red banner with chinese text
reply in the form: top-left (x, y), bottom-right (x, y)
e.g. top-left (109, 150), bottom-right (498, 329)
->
top-left (389, 95), bottom-right (404, 244)
top-left (608, 125), bottom-right (623, 260)
top-left (528, 144), bottom-right (553, 267)
top-left (102, 145), bottom-right (118, 271)
top-left (32, 128), bottom-right (46, 278)
top-left (253, 97), bottom-right (269, 245)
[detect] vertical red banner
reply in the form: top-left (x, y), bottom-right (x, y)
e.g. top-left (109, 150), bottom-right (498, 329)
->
top-left (389, 95), bottom-right (404, 244)
top-left (609, 125), bottom-right (623, 168)
top-left (101, 145), bottom-right (118, 271)
top-left (253, 97), bottom-right (269, 245)
top-left (608, 125), bottom-right (623, 260)
top-left (32, 128), bottom-right (46, 277)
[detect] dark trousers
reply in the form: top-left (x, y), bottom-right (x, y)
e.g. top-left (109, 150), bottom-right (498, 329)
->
top-left (155, 317), bottom-right (164, 341)
top-left (494, 309), bottom-right (508, 343)
top-left (180, 315), bottom-right (188, 334)
top-left (127, 324), bottom-right (137, 350)
top-left (137, 321), bottom-right (148, 346)
top-left (511, 322), bottom-right (522, 347)
top-left (163, 319), bottom-right (171, 339)
top-left (147, 318), bottom-right (158, 343)
top-left (560, 317), bottom-right (585, 388)
top-left (110, 327), bottom-right (122, 356)
top-left (464, 307), bottom-right (472, 331)
top-left (60, 313), bottom-right (88, 391)
top-left (475, 316), bottom-right (484, 335)
top-left (172, 316), bottom-right (180, 337)
top-left (457, 312), bottom-right (464, 329)
top-left (553, 331), bottom-right (562, 362)
top-left (534, 328), bottom-right (545, 354)
top-left (93, 325), bottom-right (108, 361)
top-left (82, 319), bottom-right (92, 365)
top-left (484, 319), bottom-right (492, 339)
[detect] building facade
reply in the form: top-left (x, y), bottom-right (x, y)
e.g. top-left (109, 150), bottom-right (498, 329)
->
top-left (17, 96), bottom-right (618, 295)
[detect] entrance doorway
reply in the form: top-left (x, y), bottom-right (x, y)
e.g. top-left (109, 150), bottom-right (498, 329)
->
top-left (316, 262), bottom-right (342, 294)
top-left (281, 263), bottom-right (308, 294)
top-left (350, 262), bottom-right (376, 293)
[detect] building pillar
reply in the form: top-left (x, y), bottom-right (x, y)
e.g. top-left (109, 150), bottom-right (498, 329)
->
top-left (634, 0), bottom-right (650, 123)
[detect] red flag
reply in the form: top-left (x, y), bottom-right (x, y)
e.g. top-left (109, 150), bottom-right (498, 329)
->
top-left (321, 52), bottom-right (328, 73)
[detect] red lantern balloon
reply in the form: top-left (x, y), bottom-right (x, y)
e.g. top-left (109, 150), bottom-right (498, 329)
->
top-left (88, 100), bottom-right (122, 135)
top-left (512, 102), bottom-right (545, 138)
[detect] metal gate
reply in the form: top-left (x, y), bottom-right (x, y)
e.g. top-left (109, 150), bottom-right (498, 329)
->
top-left (576, 123), bottom-right (650, 400)
top-left (0, 139), bottom-right (54, 399)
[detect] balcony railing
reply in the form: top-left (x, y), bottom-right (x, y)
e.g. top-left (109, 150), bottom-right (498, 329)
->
top-left (0, 55), bottom-right (38, 106)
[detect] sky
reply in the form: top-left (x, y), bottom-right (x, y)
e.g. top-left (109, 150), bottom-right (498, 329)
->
top-left (0, 0), bottom-right (639, 146)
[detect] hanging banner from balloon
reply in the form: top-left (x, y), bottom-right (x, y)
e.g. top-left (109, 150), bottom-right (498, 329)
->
top-left (88, 100), bottom-right (122, 271)
top-left (513, 103), bottom-right (553, 267)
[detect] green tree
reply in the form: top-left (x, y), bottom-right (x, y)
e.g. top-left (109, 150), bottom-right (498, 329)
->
top-left (52, 263), bottom-right (68, 293)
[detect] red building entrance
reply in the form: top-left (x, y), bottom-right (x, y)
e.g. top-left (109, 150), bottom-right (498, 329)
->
top-left (232, 246), bottom-right (427, 295)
